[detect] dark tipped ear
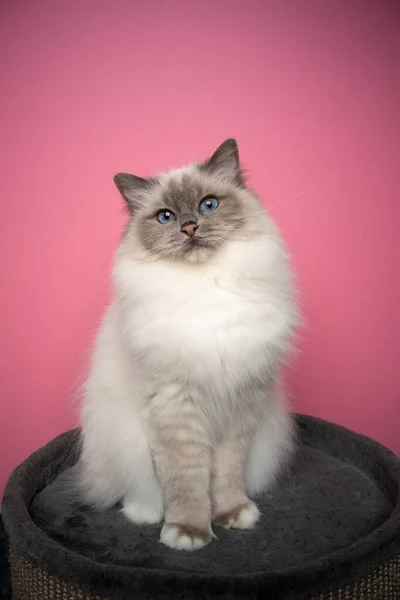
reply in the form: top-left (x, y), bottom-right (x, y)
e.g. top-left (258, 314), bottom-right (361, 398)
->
top-left (113, 173), bottom-right (157, 215)
top-left (200, 138), bottom-right (245, 187)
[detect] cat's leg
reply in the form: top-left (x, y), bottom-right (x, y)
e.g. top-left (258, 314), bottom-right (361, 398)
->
top-left (244, 393), bottom-right (293, 498)
top-left (213, 383), bottom-right (293, 529)
top-left (81, 389), bottom-right (164, 523)
top-left (154, 438), bottom-right (213, 550)
top-left (212, 415), bottom-right (261, 530)
top-left (149, 386), bottom-right (214, 551)
top-left (121, 441), bottom-right (164, 525)
top-left (82, 415), bottom-right (164, 525)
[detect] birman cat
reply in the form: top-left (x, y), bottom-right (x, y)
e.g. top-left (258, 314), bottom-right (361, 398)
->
top-left (80, 139), bottom-right (296, 551)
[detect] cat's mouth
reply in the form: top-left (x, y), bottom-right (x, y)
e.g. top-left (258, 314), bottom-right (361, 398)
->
top-left (179, 235), bottom-right (221, 262)
top-left (183, 236), bottom-right (211, 250)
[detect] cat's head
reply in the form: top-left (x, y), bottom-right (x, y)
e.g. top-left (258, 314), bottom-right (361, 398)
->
top-left (114, 139), bottom-right (264, 263)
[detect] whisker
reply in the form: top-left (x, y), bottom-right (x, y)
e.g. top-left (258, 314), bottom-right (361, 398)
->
top-left (91, 273), bottom-right (112, 299)
top-left (269, 184), bottom-right (328, 210)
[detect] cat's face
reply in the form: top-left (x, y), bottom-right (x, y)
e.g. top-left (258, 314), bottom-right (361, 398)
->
top-left (114, 139), bottom-right (258, 263)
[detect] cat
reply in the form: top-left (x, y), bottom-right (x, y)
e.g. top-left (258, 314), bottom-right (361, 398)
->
top-left (79, 139), bottom-right (297, 551)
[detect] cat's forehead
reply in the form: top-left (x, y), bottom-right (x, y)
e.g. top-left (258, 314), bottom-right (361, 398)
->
top-left (157, 166), bottom-right (209, 210)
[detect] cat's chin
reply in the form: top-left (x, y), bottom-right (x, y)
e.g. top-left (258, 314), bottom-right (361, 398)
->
top-left (183, 249), bottom-right (211, 263)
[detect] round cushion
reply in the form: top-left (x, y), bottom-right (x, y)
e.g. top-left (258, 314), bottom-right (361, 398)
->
top-left (2, 415), bottom-right (400, 599)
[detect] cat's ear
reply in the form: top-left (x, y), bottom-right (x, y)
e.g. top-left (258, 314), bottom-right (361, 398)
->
top-left (113, 173), bottom-right (157, 215)
top-left (200, 138), bottom-right (245, 187)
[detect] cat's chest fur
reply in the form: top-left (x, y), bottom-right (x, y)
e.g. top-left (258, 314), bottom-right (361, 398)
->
top-left (116, 240), bottom-right (291, 389)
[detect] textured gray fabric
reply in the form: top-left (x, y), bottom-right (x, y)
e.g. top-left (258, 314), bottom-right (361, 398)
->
top-left (3, 415), bottom-right (400, 600)
top-left (30, 446), bottom-right (392, 574)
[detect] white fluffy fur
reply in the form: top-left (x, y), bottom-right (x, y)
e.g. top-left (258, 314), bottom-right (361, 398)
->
top-left (80, 158), bottom-right (296, 550)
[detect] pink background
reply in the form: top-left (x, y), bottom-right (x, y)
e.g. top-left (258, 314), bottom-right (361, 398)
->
top-left (1, 1), bottom-right (399, 497)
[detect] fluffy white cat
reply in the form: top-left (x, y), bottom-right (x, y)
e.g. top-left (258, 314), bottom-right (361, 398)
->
top-left (80, 139), bottom-right (297, 551)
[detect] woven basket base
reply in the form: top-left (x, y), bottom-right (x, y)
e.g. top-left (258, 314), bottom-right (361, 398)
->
top-left (9, 546), bottom-right (400, 600)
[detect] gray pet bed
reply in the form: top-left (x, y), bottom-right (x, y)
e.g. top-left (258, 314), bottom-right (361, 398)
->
top-left (2, 414), bottom-right (400, 599)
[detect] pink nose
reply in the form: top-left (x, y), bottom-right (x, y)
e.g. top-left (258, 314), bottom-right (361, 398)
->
top-left (181, 222), bottom-right (198, 236)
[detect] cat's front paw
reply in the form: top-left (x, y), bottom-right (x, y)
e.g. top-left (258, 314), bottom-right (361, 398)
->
top-left (160, 523), bottom-right (214, 551)
top-left (214, 501), bottom-right (260, 529)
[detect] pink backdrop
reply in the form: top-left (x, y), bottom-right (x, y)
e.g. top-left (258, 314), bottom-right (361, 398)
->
top-left (1, 0), bottom-right (399, 497)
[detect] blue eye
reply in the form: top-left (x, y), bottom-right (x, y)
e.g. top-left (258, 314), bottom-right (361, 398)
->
top-left (199, 197), bottom-right (219, 213)
top-left (157, 210), bottom-right (176, 224)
